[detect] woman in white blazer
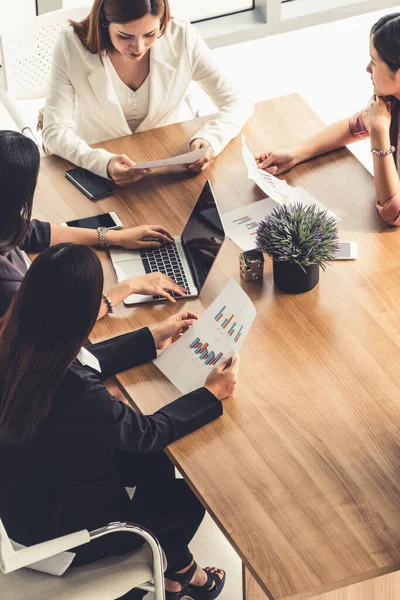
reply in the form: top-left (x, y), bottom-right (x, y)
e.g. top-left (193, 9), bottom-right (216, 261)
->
top-left (43, 0), bottom-right (253, 186)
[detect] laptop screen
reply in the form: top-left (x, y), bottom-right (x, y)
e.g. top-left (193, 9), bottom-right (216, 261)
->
top-left (181, 181), bottom-right (225, 290)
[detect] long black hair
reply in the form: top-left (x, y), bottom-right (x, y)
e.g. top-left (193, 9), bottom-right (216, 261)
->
top-left (0, 131), bottom-right (40, 253)
top-left (371, 13), bottom-right (400, 73)
top-left (371, 14), bottom-right (400, 160)
top-left (0, 243), bottom-right (104, 443)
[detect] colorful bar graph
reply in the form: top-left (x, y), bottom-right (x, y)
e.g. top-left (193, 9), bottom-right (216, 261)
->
top-left (234, 326), bottom-right (243, 343)
top-left (214, 306), bottom-right (226, 320)
top-left (233, 214), bottom-right (261, 236)
top-left (189, 339), bottom-right (223, 365)
top-left (213, 306), bottom-right (244, 344)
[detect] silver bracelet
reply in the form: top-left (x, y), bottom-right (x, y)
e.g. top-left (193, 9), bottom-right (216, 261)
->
top-left (102, 293), bottom-right (114, 314)
top-left (371, 145), bottom-right (396, 156)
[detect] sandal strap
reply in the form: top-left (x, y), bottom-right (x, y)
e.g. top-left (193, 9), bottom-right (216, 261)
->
top-left (165, 560), bottom-right (197, 588)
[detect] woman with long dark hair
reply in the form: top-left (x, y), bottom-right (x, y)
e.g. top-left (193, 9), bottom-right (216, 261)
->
top-left (42, 0), bottom-right (253, 184)
top-left (0, 130), bottom-right (186, 318)
top-left (256, 13), bottom-right (400, 226)
top-left (0, 242), bottom-right (238, 599)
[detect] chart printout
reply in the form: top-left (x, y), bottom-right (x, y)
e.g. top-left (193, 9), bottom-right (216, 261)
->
top-left (153, 279), bottom-right (256, 394)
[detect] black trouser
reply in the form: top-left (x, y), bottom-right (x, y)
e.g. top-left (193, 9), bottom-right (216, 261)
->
top-left (73, 452), bottom-right (205, 598)
top-left (116, 449), bottom-right (205, 573)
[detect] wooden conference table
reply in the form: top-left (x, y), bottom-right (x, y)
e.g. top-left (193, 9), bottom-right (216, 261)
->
top-left (34, 95), bottom-right (400, 600)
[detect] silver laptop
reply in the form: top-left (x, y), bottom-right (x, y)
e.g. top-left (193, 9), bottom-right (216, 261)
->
top-left (110, 181), bottom-right (226, 305)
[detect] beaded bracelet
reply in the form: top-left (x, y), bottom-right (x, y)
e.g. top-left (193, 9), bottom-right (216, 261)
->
top-left (102, 293), bottom-right (114, 314)
top-left (371, 145), bottom-right (396, 156)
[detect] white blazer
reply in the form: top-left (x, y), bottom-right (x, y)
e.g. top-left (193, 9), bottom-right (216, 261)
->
top-left (43, 19), bottom-right (253, 178)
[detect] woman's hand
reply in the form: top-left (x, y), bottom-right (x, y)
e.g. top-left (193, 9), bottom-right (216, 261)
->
top-left (204, 356), bottom-right (239, 400)
top-left (186, 139), bottom-right (215, 172)
top-left (151, 312), bottom-right (198, 350)
top-left (107, 225), bottom-right (174, 249)
top-left (364, 95), bottom-right (392, 135)
top-left (129, 273), bottom-right (187, 303)
top-left (107, 155), bottom-right (151, 186)
top-left (255, 149), bottom-right (298, 175)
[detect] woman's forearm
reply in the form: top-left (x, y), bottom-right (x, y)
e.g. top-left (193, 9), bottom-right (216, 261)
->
top-left (50, 225), bottom-right (124, 247)
top-left (370, 128), bottom-right (400, 207)
top-left (294, 119), bottom-right (357, 164)
top-left (50, 224), bottom-right (98, 246)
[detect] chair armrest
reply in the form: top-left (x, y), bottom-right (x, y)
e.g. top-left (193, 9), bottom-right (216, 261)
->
top-left (1, 530), bottom-right (90, 574)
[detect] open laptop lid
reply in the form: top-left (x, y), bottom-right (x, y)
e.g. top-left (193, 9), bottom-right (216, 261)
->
top-left (181, 181), bottom-right (225, 291)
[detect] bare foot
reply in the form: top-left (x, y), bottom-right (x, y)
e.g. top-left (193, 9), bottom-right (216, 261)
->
top-left (165, 560), bottom-right (225, 593)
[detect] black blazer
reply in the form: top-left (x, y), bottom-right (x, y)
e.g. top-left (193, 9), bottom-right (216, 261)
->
top-left (0, 219), bottom-right (50, 317)
top-left (0, 327), bottom-right (221, 558)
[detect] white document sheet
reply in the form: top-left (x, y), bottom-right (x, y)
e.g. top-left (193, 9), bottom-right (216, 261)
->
top-left (222, 198), bottom-right (278, 251)
top-left (154, 279), bottom-right (256, 395)
top-left (242, 137), bottom-right (300, 206)
top-left (129, 146), bottom-right (209, 170)
top-left (221, 189), bottom-right (341, 252)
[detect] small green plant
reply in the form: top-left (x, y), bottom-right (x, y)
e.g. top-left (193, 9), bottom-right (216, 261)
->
top-left (256, 203), bottom-right (339, 271)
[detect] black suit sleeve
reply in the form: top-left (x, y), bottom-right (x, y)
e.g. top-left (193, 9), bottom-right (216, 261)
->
top-left (85, 327), bottom-right (156, 379)
top-left (60, 366), bottom-right (222, 454)
top-left (20, 220), bottom-right (51, 252)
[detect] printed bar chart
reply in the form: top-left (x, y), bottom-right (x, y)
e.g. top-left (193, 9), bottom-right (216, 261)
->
top-left (233, 215), bottom-right (259, 236)
top-left (213, 308), bottom-right (244, 343)
top-left (189, 338), bottom-right (223, 365)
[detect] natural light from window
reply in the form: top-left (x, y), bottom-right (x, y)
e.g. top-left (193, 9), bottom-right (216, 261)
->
top-left (171, 0), bottom-right (254, 22)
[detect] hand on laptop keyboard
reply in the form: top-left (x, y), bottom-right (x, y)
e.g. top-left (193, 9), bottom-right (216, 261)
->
top-left (129, 273), bottom-right (187, 303)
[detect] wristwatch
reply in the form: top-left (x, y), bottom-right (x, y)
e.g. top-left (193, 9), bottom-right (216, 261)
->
top-left (97, 226), bottom-right (108, 248)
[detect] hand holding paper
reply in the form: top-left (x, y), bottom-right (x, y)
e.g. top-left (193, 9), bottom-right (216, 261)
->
top-left (154, 280), bottom-right (256, 395)
top-left (129, 146), bottom-right (210, 170)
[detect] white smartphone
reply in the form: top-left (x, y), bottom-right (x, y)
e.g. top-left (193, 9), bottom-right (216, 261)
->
top-left (60, 211), bottom-right (123, 230)
top-left (334, 241), bottom-right (358, 260)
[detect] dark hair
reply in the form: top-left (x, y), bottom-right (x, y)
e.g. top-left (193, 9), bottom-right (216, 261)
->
top-left (371, 13), bottom-right (400, 73)
top-left (0, 244), bottom-right (103, 443)
top-left (371, 14), bottom-right (400, 161)
top-left (71, 0), bottom-right (170, 57)
top-left (0, 131), bottom-right (40, 253)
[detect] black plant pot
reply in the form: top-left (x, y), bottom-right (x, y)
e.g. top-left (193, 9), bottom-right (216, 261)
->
top-left (273, 260), bottom-right (319, 294)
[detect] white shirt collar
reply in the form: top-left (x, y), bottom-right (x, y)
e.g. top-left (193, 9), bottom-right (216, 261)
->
top-left (76, 347), bottom-right (101, 373)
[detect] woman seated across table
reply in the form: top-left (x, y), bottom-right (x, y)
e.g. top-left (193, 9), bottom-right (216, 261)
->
top-left (256, 13), bottom-right (400, 226)
top-left (0, 242), bottom-right (238, 599)
top-left (0, 129), bottom-right (186, 318)
top-left (42, 0), bottom-right (253, 185)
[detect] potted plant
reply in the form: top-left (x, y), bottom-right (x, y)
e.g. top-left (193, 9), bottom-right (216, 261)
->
top-left (256, 203), bottom-right (339, 294)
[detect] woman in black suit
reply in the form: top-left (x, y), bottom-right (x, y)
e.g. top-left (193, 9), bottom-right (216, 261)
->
top-left (0, 130), bottom-right (186, 319)
top-left (0, 243), bottom-right (238, 600)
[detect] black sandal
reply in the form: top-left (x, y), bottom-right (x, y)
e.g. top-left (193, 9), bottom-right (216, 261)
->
top-left (185, 566), bottom-right (226, 600)
top-left (165, 560), bottom-right (197, 600)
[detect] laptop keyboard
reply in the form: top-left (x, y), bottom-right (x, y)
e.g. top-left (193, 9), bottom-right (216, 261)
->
top-left (139, 243), bottom-right (190, 300)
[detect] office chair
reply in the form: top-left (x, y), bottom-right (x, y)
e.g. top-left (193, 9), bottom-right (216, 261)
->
top-left (0, 518), bottom-right (166, 600)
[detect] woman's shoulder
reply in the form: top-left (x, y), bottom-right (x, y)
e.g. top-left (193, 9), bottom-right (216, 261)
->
top-left (165, 18), bottom-right (197, 45)
top-left (53, 23), bottom-right (89, 59)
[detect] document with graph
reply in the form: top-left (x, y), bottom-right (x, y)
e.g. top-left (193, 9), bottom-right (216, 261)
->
top-left (153, 279), bottom-right (256, 394)
top-left (222, 198), bottom-right (277, 251)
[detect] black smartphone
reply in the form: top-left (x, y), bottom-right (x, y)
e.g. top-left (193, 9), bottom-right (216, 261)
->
top-left (60, 211), bottom-right (123, 230)
top-left (64, 167), bottom-right (115, 200)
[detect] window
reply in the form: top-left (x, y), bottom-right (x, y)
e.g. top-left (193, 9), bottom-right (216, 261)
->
top-left (171, 0), bottom-right (254, 23)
